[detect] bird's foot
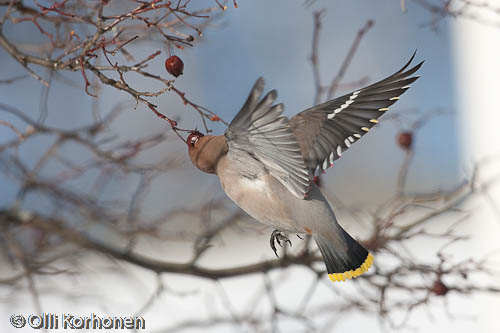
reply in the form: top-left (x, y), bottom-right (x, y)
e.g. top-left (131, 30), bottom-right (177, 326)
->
top-left (270, 230), bottom-right (292, 258)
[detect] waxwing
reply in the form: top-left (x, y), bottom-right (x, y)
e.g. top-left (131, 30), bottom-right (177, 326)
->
top-left (187, 53), bottom-right (423, 282)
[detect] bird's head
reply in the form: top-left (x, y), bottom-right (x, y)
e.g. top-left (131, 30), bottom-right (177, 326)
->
top-left (187, 130), bottom-right (228, 174)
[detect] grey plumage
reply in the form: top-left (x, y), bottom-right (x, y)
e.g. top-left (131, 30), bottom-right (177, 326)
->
top-left (226, 78), bottom-right (310, 199)
top-left (290, 52), bottom-right (423, 174)
top-left (188, 53), bottom-right (422, 282)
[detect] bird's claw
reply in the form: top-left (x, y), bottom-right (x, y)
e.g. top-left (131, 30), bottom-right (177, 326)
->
top-left (270, 229), bottom-right (292, 258)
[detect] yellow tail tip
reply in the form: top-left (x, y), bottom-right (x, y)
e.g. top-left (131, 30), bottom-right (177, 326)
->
top-left (328, 253), bottom-right (374, 283)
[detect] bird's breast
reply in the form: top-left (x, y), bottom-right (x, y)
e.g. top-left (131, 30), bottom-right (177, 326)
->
top-left (216, 155), bottom-right (299, 231)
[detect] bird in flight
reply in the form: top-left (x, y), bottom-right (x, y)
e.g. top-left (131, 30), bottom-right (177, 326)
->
top-left (186, 53), bottom-right (423, 282)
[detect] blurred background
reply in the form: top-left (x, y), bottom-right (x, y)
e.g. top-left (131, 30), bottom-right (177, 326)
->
top-left (1, 0), bottom-right (499, 332)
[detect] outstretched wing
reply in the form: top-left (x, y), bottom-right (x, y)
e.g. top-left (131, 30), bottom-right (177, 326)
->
top-left (225, 78), bottom-right (310, 199)
top-left (290, 53), bottom-right (423, 174)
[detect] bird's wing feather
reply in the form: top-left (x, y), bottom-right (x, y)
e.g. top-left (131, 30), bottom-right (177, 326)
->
top-left (225, 78), bottom-right (310, 199)
top-left (290, 52), bottom-right (423, 174)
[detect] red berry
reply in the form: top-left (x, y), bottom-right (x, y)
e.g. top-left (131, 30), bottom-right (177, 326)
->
top-left (431, 280), bottom-right (448, 296)
top-left (397, 131), bottom-right (413, 150)
top-left (165, 55), bottom-right (184, 77)
top-left (186, 130), bottom-right (204, 147)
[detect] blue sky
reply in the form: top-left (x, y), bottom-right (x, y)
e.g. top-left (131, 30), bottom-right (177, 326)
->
top-left (180, 0), bottom-right (460, 202)
top-left (0, 1), bottom-right (459, 207)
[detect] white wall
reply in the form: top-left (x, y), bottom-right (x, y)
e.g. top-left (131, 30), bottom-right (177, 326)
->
top-left (452, 1), bottom-right (500, 331)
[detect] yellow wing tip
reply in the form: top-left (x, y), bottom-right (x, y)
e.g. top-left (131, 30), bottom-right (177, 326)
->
top-left (328, 253), bottom-right (374, 283)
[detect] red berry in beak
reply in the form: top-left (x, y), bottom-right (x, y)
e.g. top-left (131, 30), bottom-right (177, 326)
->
top-left (186, 130), bottom-right (204, 147)
top-left (165, 55), bottom-right (184, 77)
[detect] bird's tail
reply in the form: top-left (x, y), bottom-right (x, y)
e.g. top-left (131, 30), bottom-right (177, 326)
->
top-left (313, 227), bottom-right (373, 282)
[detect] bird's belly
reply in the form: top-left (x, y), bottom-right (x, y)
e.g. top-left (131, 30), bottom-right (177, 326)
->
top-left (218, 173), bottom-right (300, 232)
